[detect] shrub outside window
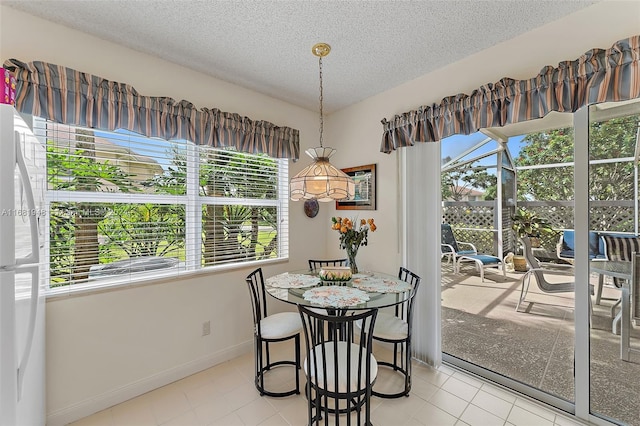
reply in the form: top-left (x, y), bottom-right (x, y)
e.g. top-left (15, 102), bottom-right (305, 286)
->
top-left (38, 119), bottom-right (289, 290)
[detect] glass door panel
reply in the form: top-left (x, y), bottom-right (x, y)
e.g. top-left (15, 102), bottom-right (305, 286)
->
top-left (441, 118), bottom-right (578, 410)
top-left (588, 99), bottom-right (640, 425)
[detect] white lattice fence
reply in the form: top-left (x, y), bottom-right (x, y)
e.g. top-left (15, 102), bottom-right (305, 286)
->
top-left (443, 203), bottom-right (496, 255)
top-left (443, 200), bottom-right (637, 260)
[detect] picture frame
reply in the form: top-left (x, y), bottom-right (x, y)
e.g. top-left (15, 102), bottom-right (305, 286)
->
top-left (336, 164), bottom-right (377, 210)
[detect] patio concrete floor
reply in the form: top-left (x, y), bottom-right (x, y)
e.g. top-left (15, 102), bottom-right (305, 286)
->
top-left (441, 262), bottom-right (640, 425)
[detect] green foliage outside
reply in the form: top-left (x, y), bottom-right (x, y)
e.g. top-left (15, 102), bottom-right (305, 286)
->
top-left (47, 131), bottom-right (279, 286)
top-left (442, 114), bottom-right (640, 253)
top-left (515, 116), bottom-right (638, 202)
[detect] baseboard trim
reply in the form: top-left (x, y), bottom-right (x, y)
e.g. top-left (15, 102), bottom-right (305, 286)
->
top-left (46, 340), bottom-right (252, 426)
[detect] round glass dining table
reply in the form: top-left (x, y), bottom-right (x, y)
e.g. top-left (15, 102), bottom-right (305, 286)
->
top-left (265, 270), bottom-right (413, 310)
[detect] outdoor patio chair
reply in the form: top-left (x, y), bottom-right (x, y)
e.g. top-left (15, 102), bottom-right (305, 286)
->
top-left (516, 236), bottom-right (592, 314)
top-left (441, 223), bottom-right (504, 281)
top-left (441, 223), bottom-right (477, 265)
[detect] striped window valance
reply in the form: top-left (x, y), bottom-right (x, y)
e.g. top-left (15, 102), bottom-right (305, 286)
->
top-left (380, 35), bottom-right (640, 153)
top-left (3, 58), bottom-right (300, 160)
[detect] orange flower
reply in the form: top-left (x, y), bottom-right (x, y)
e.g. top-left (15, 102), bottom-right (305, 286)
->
top-left (330, 217), bottom-right (377, 251)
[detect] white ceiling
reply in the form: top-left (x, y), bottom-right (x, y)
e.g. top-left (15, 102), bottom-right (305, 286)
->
top-left (3, 0), bottom-right (599, 113)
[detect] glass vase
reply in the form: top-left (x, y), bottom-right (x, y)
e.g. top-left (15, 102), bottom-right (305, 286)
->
top-left (346, 245), bottom-right (359, 274)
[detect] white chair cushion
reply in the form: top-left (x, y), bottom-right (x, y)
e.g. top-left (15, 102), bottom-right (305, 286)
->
top-left (259, 312), bottom-right (301, 339)
top-left (372, 312), bottom-right (408, 341)
top-left (303, 341), bottom-right (378, 393)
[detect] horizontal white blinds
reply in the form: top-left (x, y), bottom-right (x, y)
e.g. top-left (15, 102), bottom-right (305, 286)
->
top-left (35, 119), bottom-right (288, 289)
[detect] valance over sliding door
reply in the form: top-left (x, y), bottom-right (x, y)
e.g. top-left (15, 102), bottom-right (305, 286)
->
top-left (380, 35), bottom-right (640, 153)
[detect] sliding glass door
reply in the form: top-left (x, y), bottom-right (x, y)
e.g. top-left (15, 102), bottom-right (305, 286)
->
top-left (414, 98), bottom-right (640, 425)
top-left (440, 114), bottom-right (578, 411)
top-left (587, 100), bottom-right (640, 425)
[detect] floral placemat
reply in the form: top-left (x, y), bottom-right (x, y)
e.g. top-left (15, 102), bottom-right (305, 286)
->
top-left (266, 273), bottom-right (320, 289)
top-left (351, 276), bottom-right (412, 293)
top-left (303, 285), bottom-right (370, 308)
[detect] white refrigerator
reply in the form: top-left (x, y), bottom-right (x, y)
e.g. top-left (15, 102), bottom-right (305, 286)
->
top-left (0, 103), bottom-right (46, 426)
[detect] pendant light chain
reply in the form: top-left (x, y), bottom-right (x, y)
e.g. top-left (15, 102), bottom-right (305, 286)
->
top-left (289, 42), bottom-right (355, 202)
top-left (318, 55), bottom-right (324, 148)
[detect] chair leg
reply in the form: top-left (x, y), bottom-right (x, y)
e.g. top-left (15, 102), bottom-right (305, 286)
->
top-left (254, 335), bottom-right (300, 397)
top-left (372, 338), bottom-right (411, 398)
top-left (516, 273), bottom-right (531, 312)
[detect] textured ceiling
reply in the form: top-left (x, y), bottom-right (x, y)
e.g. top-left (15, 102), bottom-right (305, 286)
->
top-left (3, 0), bottom-right (598, 113)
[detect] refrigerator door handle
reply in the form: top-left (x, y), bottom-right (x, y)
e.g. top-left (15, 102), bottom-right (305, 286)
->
top-left (13, 263), bottom-right (39, 401)
top-left (14, 131), bottom-right (39, 266)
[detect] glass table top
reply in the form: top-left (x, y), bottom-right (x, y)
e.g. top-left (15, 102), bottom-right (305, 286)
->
top-left (265, 270), bottom-right (413, 310)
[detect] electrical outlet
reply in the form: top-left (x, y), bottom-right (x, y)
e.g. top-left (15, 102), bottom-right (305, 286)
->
top-left (202, 320), bottom-right (210, 336)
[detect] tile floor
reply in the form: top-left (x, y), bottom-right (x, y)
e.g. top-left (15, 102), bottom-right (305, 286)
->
top-left (70, 342), bottom-right (588, 426)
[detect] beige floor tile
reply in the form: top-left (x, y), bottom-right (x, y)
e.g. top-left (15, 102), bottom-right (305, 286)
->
top-left (223, 381), bottom-right (261, 411)
top-left (208, 411), bottom-right (245, 426)
top-left (257, 413), bottom-right (290, 426)
top-left (160, 410), bottom-right (203, 426)
top-left (459, 403), bottom-right (506, 426)
top-left (192, 395), bottom-right (236, 425)
top-left (184, 380), bottom-right (227, 408)
top-left (412, 401), bottom-right (458, 426)
top-left (148, 389), bottom-right (192, 424)
top-left (275, 397), bottom-right (309, 426)
top-left (406, 375), bottom-right (439, 401)
top-left (234, 397), bottom-right (278, 425)
top-left (451, 371), bottom-right (484, 389)
top-left (372, 394), bottom-right (426, 424)
top-left (479, 383), bottom-right (518, 405)
top-left (441, 376), bottom-right (480, 402)
top-left (553, 414), bottom-right (588, 426)
top-left (507, 405), bottom-right (554, 426)
top-left (513, 397), bottom-right (557, 422)
top-left (471, 389), bottom-right (514, 420)
top-left (69, 351), bottom-right (594, 426)
top-left (429, 388), bottom-right (469, 418)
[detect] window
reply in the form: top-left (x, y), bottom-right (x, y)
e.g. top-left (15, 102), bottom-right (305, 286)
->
top-left (37, 119), bottom-right (289, 289)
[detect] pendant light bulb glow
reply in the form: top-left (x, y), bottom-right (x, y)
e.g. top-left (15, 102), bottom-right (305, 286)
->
top-left (290, 43), bottom-right (355, 202)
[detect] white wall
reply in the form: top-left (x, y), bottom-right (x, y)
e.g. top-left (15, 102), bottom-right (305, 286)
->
top-left (0, 6), bottom-right (332, 425)
top-left (1, 1), bottom-right (639, 424)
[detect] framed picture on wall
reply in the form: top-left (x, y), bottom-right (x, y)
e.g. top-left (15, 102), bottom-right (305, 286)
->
top-left (336, 164), bottom-right (377, 210)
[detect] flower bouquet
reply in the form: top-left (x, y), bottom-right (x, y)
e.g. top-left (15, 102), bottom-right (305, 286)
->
top-left (331, 216), bottom-right (377, 274)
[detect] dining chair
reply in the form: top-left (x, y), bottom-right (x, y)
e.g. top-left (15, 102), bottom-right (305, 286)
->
top-left (298, 305), bottom-right (378, 426)
top-left (369, 266), bottom-right (421, 398)
top-left (308, 258), bottom-right (348, 272)
top-left (245, 267), bottom-right (301, 397)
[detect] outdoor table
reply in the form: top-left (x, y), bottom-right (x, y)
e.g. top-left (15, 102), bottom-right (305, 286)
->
top-left (590, 260), bottom-right (639, 361)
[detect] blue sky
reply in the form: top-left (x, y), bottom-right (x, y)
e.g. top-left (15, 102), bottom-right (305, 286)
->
top-left (97, 129), bottom-right (176, 170)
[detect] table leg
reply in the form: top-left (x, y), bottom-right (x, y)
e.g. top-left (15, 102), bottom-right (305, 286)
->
top-left (621, 283), bottom-right (631, 361)
top-left (596, 273), bottom-right (604, 305)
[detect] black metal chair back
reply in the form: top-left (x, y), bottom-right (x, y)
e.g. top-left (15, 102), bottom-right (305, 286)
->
top-left (298, 305), bottom-right (378, 425)
top-left (308, 258), bottom-right (348, 272)
top-left (245, 267), bottom-right (301, 397)
top-left (370, 267), bottom-right (421, 398)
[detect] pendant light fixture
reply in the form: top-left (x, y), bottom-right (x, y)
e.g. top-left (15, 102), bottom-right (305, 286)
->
top-left (290, 43), bottom-right (355, 202)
